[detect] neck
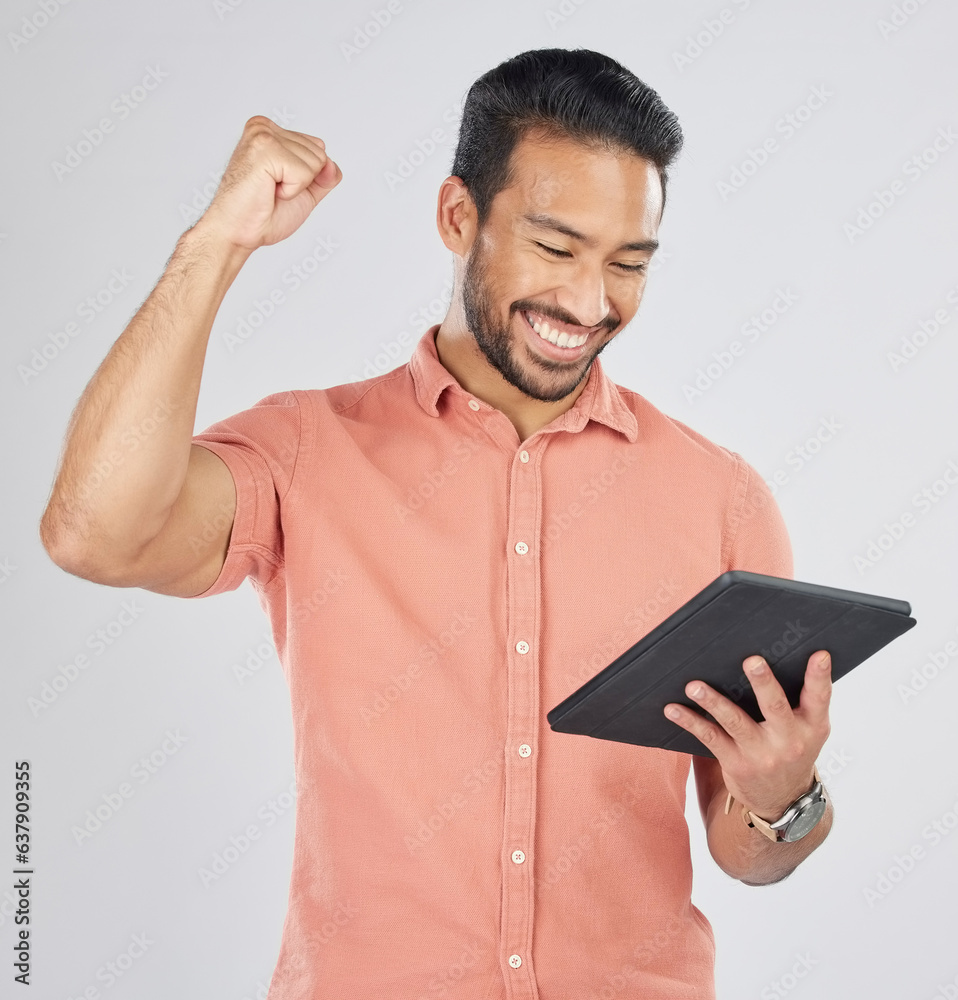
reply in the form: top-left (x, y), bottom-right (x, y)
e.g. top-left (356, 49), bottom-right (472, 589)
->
top-left (433, 309), bottom-right (591, 444)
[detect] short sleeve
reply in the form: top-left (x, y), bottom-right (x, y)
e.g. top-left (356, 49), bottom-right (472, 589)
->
top-left (187, 390), bottom-right (303, 598)
top-left (722, 452), bottom-right (793, 579)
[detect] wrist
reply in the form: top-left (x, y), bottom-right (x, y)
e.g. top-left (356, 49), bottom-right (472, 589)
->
top-left (180, 218), bottom-right (254, 273)
top-left (725, 767), bottom-right (827, 844)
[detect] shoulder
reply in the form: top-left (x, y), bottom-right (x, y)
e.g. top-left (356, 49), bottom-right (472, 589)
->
top-left (292, 365), bottom-right (413, 417)
top-left (613, 382), bottom-right (744, 472)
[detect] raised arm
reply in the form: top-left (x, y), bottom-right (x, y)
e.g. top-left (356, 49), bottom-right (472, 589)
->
top-left (39, 115), bottom-right (342, 597)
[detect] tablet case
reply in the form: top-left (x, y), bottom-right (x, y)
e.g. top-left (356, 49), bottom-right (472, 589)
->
top-left (546, 570), bottom-right (916, 758)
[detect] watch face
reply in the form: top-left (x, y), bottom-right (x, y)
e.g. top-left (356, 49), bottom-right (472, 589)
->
top-left (782, 800), bottom-right (827, 842)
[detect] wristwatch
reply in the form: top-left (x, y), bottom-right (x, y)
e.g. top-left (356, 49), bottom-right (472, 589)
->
top-left (724, 766), bottom-right (828, 843)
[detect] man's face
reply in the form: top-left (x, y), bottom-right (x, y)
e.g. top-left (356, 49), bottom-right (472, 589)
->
top-left (459, 130), bottom-right (663, 402)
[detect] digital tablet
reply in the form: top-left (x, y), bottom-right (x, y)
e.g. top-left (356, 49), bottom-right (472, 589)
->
top-left (546, 570), bottom-right (916, 758)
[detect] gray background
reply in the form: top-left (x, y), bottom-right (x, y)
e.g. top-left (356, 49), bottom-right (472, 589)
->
top-left (2, 0), bottom-right (957, 997)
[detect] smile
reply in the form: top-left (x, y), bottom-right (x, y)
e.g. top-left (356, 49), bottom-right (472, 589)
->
top-left (522, 309), bottom-right (593, 349)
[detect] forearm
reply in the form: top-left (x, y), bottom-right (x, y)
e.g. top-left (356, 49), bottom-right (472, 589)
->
top-left (40, 222), bottom-right (251, 571)
top-left (705, 787), bottom-right (833, 886)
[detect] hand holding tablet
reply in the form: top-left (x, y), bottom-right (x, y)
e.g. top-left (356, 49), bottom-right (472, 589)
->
top-left (547, 571), bottom-right (916, 759)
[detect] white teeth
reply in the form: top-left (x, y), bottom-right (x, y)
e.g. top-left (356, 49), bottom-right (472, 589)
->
top-left (525, 311), bottom-right (588, 349)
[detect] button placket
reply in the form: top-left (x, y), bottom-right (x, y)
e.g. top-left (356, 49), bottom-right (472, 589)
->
top-left (500, 443), bottom-right (541, 997)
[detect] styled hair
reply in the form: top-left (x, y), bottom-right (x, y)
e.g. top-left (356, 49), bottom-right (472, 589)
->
top-left (451, 47), bottom-right (684, 227)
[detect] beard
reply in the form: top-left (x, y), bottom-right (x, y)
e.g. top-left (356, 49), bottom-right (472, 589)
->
top-left (460, 235), bottom-right (618, 403)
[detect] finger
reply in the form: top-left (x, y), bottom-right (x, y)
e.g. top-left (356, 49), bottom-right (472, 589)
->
top-left (682, 679), bottom-right (762, 748)
top-left (281, 134), bottom-right (331, 174)
top-left (663, 696), bottom-right (736, 760)
top-left (273, 148), bottom-right (335, 201)
top-left (285, 129), bottom-right (325, 147)
top-left (798, 649), bottom-right (832, 723)
top-left (741, 654), bottom-right (795, 724)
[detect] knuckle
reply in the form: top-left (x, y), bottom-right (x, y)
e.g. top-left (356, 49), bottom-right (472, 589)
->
top-left (767, 695), bottom-right (790, 715)
top-left (698, 724), bottom-right (718, 747)
top-left (783, 741), bottom-right (805, 764)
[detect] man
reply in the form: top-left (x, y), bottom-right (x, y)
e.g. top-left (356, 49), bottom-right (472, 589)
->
top-left (40, 47), bottom-right (833, 999)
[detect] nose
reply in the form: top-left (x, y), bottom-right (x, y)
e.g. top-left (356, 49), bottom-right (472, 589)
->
top-left (557, 263), bottom-right (611, 330)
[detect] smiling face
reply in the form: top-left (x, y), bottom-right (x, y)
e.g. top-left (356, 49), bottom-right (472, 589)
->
top-left (457, 129), bottom-right (664, 403)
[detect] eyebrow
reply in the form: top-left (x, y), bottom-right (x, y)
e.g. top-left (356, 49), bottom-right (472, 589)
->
top-left (521, 212), bottom-right (659, 254)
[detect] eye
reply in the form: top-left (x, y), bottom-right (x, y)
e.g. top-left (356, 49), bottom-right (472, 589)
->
top-left (534, 242), bottom-right (647, 274)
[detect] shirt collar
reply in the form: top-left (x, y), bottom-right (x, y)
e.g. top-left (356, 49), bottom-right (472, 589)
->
top-left (409, 325), bottom-right (638, 444)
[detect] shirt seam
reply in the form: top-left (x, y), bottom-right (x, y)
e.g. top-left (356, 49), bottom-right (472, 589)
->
top-left (330, 368), bottom-right (420, 415)
top-left (282, 389), bottom-right (306, 503)
top-left (720, 451), bottom-right (750, 571)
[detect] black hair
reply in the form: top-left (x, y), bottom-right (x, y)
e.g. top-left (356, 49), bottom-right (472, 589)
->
top-left (451, 47), bottom-right (684, 228)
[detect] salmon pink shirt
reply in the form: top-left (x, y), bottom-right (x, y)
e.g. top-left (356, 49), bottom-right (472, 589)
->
top-left (190, 324), bottom-right (792, 999)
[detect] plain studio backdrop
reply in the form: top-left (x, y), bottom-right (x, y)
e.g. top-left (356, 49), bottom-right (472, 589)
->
top-left (2, 0), bottom-right (957, 997)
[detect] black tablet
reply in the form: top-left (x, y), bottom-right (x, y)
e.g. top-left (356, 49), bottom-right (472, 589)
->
top-left (546, 570), bottom-right (916, 758)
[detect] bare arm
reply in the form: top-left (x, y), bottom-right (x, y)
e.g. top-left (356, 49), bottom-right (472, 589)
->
top-left (665, 650), bottom-right (834, 884)
top-left (39, 115), bottom-right (342, 597)
top-left (693, 753), bottom-right (832, 885)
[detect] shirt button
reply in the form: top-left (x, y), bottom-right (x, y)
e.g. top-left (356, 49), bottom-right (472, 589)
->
top-left (519, 450), bottom-right (529, 463)
top-left (509, 954), bottom-right (522, 969)
top-left (518, 744), bottom-right (532, 758)
top-left (511, 850), bottom-right (526, 864)
top-left (515, 640), bottom-right (529, 655)
top-left (468, 399), bottom-right (481, 411)
top-left (514, 541), bottom-right (529, 555)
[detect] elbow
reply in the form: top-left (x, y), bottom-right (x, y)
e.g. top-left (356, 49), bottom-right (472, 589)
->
top-left (39, 511), bottom-right (134, 587)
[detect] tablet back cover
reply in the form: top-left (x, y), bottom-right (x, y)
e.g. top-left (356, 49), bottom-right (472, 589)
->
top-left (546, 571), bottom-right (916, 758)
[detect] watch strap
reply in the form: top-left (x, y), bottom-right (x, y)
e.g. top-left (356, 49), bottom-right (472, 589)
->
top-left (724, 765), bottom-right (824, 843)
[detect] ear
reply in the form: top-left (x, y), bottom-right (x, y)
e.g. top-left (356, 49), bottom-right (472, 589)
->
top-left (436, 175), bottom-right (478, 257)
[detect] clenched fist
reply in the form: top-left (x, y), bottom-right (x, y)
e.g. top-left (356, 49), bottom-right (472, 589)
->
top-left (196, 115), bottom-right (342, 251)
